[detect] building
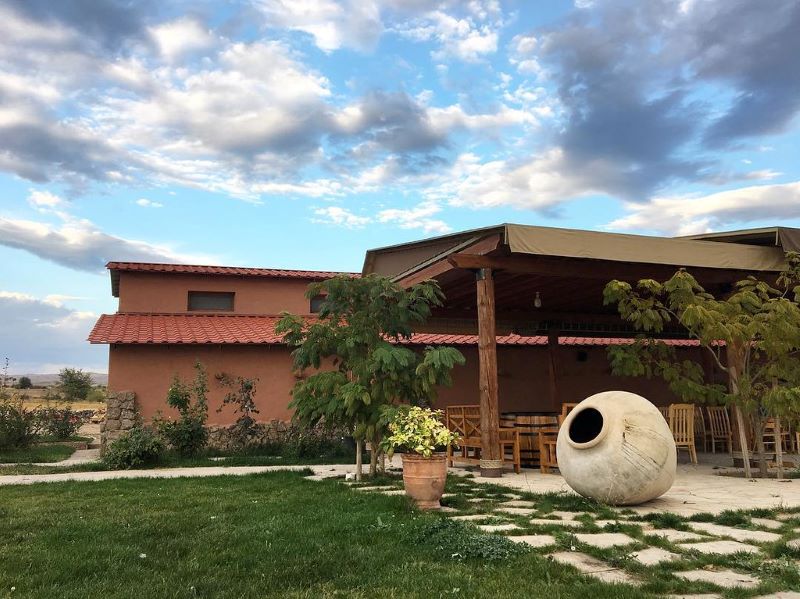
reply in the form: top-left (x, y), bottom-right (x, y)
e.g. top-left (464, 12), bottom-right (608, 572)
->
top-left (89, 225), bottom-right (797, 446)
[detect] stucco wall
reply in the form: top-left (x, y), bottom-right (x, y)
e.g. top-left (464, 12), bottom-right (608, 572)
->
top-left (108, 342), bottom-right (694, 425)
top-left (117, 272), bottom-right (318, 315)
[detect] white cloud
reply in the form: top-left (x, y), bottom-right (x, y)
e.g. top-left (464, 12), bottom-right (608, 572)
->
top-left (312, 206), bottom-right (371, 228)
top-left (377, 201), bottom-right (451, 234)
top-left (0, 191), bottom-right (214, 272)
top-left (395, 10), bottom-right (499, 62)
top-left (607, 180), bottom-right (800, 235)
top-left (135, 198), bottom-right (163, 208)
top-left (28, 190), bottom-right (65, 210)
top-left (149, 18), bottom-right (216, 62)
top-left (254, 0), bottom-right (383, 52)
top-left (0, 290), bottom-right (104, 372)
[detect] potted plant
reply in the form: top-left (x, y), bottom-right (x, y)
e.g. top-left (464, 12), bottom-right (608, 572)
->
top-left (383, 406), bottom-right (459, 509)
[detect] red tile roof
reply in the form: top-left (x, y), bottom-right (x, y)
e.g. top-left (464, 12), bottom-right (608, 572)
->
top-left (107, 262), bottom-right (356, 280)
top-left (88, 313), bottom-right (700, 347)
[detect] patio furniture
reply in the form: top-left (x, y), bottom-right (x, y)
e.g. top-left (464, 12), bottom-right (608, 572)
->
top-left (445, 405), bottom-right (521, 473)
top-left (705, 406), bottom-right (733, 454)
top-left (669, 403), bottom-right (697, 464)
top-left (558, 402), bottom-right (579, 425)
top-left (694, 406), bottom-right (710, 452)
top-left (539, 427), bottom-right (559, 473)
top-left (657, 405), bottom-right (669, 421)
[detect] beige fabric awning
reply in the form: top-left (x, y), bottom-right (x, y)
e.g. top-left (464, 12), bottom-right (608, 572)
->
top-left (505, 224), bottom-right (787, 272)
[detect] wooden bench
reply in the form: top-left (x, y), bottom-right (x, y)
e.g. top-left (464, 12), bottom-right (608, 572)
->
top-left (445, 405), bottom-right (521, 474)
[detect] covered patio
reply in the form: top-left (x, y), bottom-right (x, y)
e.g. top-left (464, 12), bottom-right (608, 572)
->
top-left (363, 224), bottom-right (796, 477)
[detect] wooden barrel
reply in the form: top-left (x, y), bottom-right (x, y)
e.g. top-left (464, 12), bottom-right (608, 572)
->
top-left (502, 412), bottom-right (559, 468)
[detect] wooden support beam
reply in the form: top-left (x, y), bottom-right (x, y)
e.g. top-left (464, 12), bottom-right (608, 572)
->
top-left (476, 267), bottom-right (502, 477)
top-left (396, 234), bottom-right (502, 288)
top-left (547, 332), bottom-right (560, 413)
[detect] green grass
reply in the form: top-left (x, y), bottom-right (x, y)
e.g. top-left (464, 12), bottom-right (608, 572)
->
top-left (0, 444), bottom-right (75, 464)
top-left (0, 472), bottom-right (652, 599)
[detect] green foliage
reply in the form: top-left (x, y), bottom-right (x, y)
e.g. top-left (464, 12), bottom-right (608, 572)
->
top-left (216, 373), bottom-right (260, 448)
top-left (0, 396), bottom-right (38, 449)
top-left (36, 406), bottom-right (84, 440)
top-left (57, 368), bottom-right (93, 401)
top-left (382, 406), bottom-right (459, 457)
top-left (403, 518), bottom-right (527, 562)
top-left (276, 275), bottom-right (465, 474)
top-left (103, 426), bottom-right (164, 470)
top-left (603, 253), bottom-right (800, 420)
top-left (16, 376), bottom-right (32, 389)
top-left (85, 386), bottom-right (106, 402)
top-left (256, 424), bottom-right (353, 459)
top-left (153, 362), bottom-right (209, 456)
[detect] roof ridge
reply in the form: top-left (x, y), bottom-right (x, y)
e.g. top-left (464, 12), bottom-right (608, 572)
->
top-left (106, 261), bottom-right (357, 275)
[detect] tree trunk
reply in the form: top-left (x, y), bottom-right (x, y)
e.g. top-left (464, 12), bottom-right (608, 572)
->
top-left (726, 342), bottom-right (753, 478)
top-left (369, 438), bottom-right (378, 477)
top-left (355, 438), bottom-right (363, 482)
top-left (775, 417), bottom-right (785, 479)
top-left (752, 411), bottom-right (769, 478)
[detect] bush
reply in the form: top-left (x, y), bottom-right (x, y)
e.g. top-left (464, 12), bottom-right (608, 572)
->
top-left (256, 424), bottom-right (353, 459)
top-left (153, 363), bottom-right (209, 456)
top-left (58, 368), bottom-right (93, 402)
top-left (216, 374), bottom-right (259, 449)
top-left (85, 387), bottom-right (107, 403)
top-left (36, 406), bottom-right (85, 440)
top-left (404, 518), bottom-right (526, 562)
top-left (16, 376), bottom-right (32, 389)
top-left (103, 427), bottom-right (164, 470)
top-left (0, 398), bottom-right (39, 449)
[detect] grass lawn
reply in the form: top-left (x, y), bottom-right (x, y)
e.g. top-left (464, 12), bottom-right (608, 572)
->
top-left (0, 471), bottom-right (649, 599)
top-left (0, 444), bottom-right (75, 464)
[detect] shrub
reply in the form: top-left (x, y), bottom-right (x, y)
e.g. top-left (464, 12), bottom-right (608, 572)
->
top-left (58, 368), bottom-right (93, 401)
top-left (216, 373), bottom-right (259, 449)
top-left (36, 406), bottom-right (85, 440)
top-left (154, 362), bottom-right (209, 456)
top-left (255, 424), bottom-right (353, 458)
top-left (0, 397), bottom-right (39, 449)
top-left (104, 427), bottom-right (164, 470)
top-left (405, 518), bottom-right (526, 562)
top-left (85, 387), bottom-right (107, 403)
top-left (16, 376), bottom-right (32, 389)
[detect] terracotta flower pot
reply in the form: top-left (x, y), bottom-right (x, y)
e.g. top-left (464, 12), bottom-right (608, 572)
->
top-left (401, 452), bottom-right (448, 509)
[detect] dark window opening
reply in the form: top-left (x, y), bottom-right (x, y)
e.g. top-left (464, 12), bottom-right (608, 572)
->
top-left (569, 407), bottom-right (604, 444)
top-left (576, 350), bottom-right (589, 362)
top-left (188, 291), bottom-right (234, 312)
top-left (310, 295), bottom-right (326, 313)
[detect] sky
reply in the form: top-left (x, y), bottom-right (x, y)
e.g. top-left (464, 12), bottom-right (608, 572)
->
top-left (1, 0), bottom-right (799, 373)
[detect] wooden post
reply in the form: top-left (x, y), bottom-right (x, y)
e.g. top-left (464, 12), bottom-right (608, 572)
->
top-left (547, 332), bottom-right (560, 412)
top-left (476, 268), bottom-right (502, 478)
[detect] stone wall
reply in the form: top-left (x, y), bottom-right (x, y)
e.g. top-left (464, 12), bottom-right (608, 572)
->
top-left (206, 420), bottom-right (291, 452)
top-left (101, 390), bottom-right (136, 452)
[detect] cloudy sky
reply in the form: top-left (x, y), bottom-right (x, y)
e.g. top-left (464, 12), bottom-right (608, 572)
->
top-left (1, 0), bottom-right (799, 372)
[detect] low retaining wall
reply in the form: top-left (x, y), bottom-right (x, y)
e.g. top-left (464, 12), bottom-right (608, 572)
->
top-left (101, 391), bottom-right (136, 452)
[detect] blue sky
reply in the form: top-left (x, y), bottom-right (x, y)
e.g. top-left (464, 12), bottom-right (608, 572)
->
top-left (1, 0), bottom-right (799, 372)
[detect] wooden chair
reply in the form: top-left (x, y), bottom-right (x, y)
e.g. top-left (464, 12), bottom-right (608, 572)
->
top-left (445, 405), bottom-right (521, 473)
top-left (669, 403), bottom-right (697, 464)
top-left (705, 406), bottom-right (733, 454)
top-left (694, 406), bottom-right (710, 452)
top-left (539, 427), bottom-right (559, 474)
top-left (558, 403), bottom-right (579, 426)
top-left (657, 405), bottom-right (669, 421)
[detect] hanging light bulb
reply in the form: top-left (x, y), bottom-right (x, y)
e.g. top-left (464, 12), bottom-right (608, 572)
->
top-left (534, 291), bottom-right (542, 309)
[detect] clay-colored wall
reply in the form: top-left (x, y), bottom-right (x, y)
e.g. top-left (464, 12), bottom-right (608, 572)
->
top-left (118, 272), bottom-right (316, 315)
top-left (108, 344), bottom-right (299, 424)
top-left (109, 343), bottom-right (701, 426)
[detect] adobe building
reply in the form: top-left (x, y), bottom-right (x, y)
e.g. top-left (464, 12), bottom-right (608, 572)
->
top-left (89, 224), bottom-right (797, 444)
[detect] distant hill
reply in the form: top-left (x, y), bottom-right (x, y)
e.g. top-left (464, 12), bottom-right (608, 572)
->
top-left (7, 372), bottom-right (108, 387)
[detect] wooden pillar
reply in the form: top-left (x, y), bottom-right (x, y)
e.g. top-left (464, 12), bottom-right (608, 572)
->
top-left (547, 332), bottom-right (560, 413)
top-left (476, 268), bottom-right (502, 477)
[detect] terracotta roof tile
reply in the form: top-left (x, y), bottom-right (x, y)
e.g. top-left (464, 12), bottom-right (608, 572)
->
top-left (107, 261), bottom-right (357, 280)
top-left (89, 313), bottom-right (699, 347)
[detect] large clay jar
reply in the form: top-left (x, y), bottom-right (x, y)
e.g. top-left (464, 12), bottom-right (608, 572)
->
top-left (401, 453), bottom-right (448, 509)
top-left (556, 391), bottom-right (676, 505)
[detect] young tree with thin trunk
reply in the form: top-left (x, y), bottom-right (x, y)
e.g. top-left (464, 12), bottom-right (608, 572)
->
top-left (276, 275), bottom-right (465, 480)
top-left (603, 253), bottom-right (800, 478)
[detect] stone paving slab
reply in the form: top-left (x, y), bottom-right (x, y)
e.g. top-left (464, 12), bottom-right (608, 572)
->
top-left (630, 546), bottom-right (681, 566)
top-left (477, 523), bottom-right (521, 533)
top-left (750, 517), bottom-right (784, 530)
top-left (574, 532), bottom-right (638, 548)
top-left (690, 522), bottom-right (781, 543)
top-left (530, 518), bottom-right (582, 528)
top-left (549, 552), bottom-right (639, 586)
top-left (354, 486), bottom-right (397, 492)
top-left (450, 514), bottom-right (493, 521)
top-left (665, 595), bottom-right (723, 599)
top-left (507, 534), bottom-right (556, 548)
top-left (785, 538), bottom-right (800, 549)
top-left (686, 540), bottom-right (761, 555)
top-left (645, 528), bottom-right (711, 543)
top-left (754, 593), bottom-right (800, 598)
top-left (500, 500), bottom-right (537, 508)
top-left (675, 569), bottom-right (759, 589)
top-left (549, 511), bottom-right (583, 520)
top-left (495, 506), bottom-right (536, 516)
top-left (379, 489), bottom-right (406, 495)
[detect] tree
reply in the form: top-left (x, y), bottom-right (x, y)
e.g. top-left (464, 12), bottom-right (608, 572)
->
top-left (276, 275), bottom-right (465, 479)
top-left (58, 368), bottom-right (93, 401)
top-left (16, 376), bottom-right (32, 390)
top-left (603, 252), bottom-right (800, 478)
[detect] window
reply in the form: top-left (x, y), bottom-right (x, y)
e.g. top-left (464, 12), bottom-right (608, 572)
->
top-left (188, 291), bottom-right (234, 312)
top-left (310, 294), bottom-right (326, 313)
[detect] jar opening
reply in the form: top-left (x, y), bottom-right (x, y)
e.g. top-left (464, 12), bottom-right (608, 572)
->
top-left (569, 407), bottom-right (604, 444)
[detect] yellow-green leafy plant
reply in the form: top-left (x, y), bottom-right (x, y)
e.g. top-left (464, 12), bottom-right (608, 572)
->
top-left (383, 406), bottom-right (459, 458)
